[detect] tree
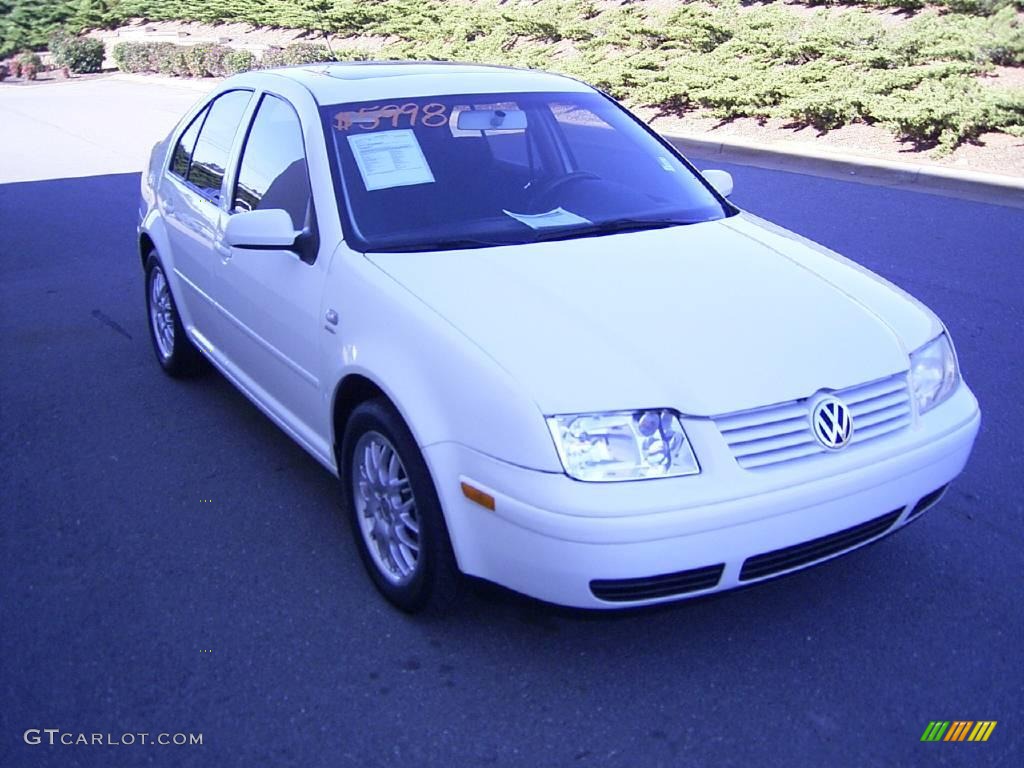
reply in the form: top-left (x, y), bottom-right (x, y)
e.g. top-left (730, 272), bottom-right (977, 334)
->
top-left (300, 0), bottom-right (335, 54)
top-left (0, 1), bottom-right (74, 57)
top-left (69, 0), bottom-right (116, 31)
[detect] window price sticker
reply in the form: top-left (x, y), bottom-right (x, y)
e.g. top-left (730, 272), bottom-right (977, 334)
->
top-left (347, 129), bottom-right (436, 191)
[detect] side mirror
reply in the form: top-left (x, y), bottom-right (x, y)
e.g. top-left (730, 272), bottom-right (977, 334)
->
top-left (224, 209), bottom-right (299, 250)
top-left (702, 169), bottom-right (734, 198)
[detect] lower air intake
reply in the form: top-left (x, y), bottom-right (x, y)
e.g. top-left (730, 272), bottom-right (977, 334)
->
top-left (739, 509), bottom-right (903, 581)
top-left (591, 563), bottom-right (725, 602)
top-left (907, 485), bottom-right (949, 519)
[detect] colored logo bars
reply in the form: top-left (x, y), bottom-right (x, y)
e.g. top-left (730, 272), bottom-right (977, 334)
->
top-left (921, 721), bottom-right (997, 742)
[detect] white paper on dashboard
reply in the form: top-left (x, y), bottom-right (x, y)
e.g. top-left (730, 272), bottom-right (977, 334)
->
top-left (347, 129), bottom-right (435, 191)
top-left (502, 207), bottom-right (591, 230)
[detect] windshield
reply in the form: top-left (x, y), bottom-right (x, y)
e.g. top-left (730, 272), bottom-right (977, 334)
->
top-left (320, 90), bottom-right (734, 252)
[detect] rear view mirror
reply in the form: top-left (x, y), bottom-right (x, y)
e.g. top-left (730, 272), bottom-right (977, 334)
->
top-left (224, 209), bottom-right (299, 250)
top-left (702, 169), bottom-right (734, 198)
top-left (456, 109), bottom-right (528, 131)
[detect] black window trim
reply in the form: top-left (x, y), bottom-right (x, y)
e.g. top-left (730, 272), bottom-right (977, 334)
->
top-left (229, 89), bottom-right (320, 265)
top-left (166, 88), bottom-right (256, 206)
top-left (167, 105), bottom-right (210, 183)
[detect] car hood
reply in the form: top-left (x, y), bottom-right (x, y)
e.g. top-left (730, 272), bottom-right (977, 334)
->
top-left (366, 213), bottom-right (939, 416)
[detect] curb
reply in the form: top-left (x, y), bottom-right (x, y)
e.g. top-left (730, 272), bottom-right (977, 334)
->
top-left (664, 133), bottom-right (1024, 210)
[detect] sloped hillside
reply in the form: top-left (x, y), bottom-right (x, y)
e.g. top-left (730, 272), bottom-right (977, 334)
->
top-left (3, 0), bottom-right (1022, 151)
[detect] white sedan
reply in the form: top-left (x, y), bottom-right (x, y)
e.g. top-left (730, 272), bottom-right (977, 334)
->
top-left (139, 63), bottom-right (980, 611)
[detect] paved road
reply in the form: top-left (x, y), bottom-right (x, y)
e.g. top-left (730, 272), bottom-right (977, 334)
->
top-left (2, 79), bottom-right (1023, 768)
top-left (0, 75), bottom-right (211, 183)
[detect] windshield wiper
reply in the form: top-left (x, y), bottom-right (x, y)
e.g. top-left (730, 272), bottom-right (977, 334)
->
top-left (366, 218), bottom-right (697, 252)
top-left (530, 217), bottom-right (696, 243)
top-left (368, 237), bottom-right (512, 253)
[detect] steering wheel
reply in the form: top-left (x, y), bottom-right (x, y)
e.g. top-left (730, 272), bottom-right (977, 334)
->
top-left (527, 171), bottom-right (601, 208)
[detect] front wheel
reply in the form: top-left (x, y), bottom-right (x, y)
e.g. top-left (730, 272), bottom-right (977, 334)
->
top-left (144, 253), bottom-right (206, 377)
top-left (341, 399), bottom-right (460, 613)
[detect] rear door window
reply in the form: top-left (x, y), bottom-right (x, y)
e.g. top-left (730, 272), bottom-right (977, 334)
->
top-left (169, 107), bottom-right (207, 179)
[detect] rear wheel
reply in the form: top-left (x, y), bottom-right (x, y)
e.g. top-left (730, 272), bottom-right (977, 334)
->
top-left (144, 252), bottom-right (206, 377)
top-left (341, 399), bottom-right (460, 612)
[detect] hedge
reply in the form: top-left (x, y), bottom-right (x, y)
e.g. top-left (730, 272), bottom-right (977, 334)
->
top-left (82, 0), bottom-right (1024, 152)
top-left (110, 40), bottom-right (338, 75)
top-left (222, 48), bottom-right (256, 74)
top-left (49, 31), bottom-right (105, 73)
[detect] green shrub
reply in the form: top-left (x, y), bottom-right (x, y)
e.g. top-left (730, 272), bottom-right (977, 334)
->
top-left (1, 2), bottom-right (74, 59)
top-left (257, 42), bottom-right (346, 68)
top-left (112, 41), bottom-right (177, 72)
top-left (879, 0), bottom-right (928, 11)
top-left (0, 62), bottom-right (8, 80)
top-left (183, 42), bottom-right (228, 76)
top-left (870, 76), bottom-right (1024, 150)
top-left (939, 0), bottom-right (1017, 13)
top-left (281, 42), bottom-right (337, 66)
top-left (324, 47), bottom-right (372, 63)
top-left (662, 6), bottom-right (733, 54)
top-left (48, 28), bottom-right (71, 62)
top-left (9, 0), bottom-right (1019, 151)
top-left (223, 48), bottom-right (256, 74)
top-left (111, 41), bottom-right (137, 71)
top-left (16, 50), bottom-right (42, 79)
top-left (156, 45), bottom-right (188, 76)
top-left (51, 35), bottom-right (105, 72)
top-left (260, 47), bottom-right (287, 69)
top-left (203, 43), bottom-right (230, 75)
top-left (16, 50), bottom-right (42, 67)
top-left (112, 40), bottom-right (236, 76)
top-left (980, 7), bottom-right (1024, 65)
top-left (184, 43), bottom-right (209, 76)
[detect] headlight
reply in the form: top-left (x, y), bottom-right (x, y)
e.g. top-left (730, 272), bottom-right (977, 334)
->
top-left (546, 409), bottom-right (700, 482)
top-left (910, 333), bottom-right (959, 414)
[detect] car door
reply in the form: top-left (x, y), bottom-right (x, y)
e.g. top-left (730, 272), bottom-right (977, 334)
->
top-left (160, 89), bottom-right (253, 343)
top-left (211, 92), bottom-right (326, 445)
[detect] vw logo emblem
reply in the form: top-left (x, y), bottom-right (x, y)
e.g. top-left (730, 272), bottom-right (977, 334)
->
top-left (812, 397), bottom-right (853, 449)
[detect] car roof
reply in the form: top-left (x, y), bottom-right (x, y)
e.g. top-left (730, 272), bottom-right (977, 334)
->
top-left (256, 61), bottom-right (594, 104)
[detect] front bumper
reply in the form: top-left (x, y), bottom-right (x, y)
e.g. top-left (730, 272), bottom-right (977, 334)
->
top-left (423, 384), bottom-right (980, 609)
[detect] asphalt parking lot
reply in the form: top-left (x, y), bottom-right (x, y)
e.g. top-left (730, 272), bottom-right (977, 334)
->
top-left (2, 77), bottom-right (1022, 767)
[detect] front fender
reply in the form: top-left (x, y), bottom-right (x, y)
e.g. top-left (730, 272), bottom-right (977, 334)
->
top-left (138, 209), bottom-right (198, 332)
top-left (322, 246), bottom-right (563, 473)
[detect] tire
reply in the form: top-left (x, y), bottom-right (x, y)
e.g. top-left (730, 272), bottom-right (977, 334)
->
top-left (341, 398), bottom-right (460, 613)
top-left (144, 252), bottom-right (206, 377)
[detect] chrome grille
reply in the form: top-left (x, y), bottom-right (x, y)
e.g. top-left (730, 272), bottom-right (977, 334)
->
top-left (715, 374), bottom-right (912, 470)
